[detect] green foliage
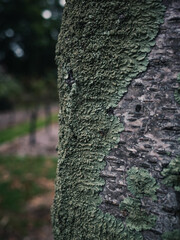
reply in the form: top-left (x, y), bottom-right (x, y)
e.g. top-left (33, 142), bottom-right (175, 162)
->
top-left (0, 155), bottom-right (57, 211)
top-left (0, 70), bottom-right (23, 110)
top-left (162, 229), bottom-right (180, 240)
top-left (0, 155), bottom-right (57, 237)
top-left (127, 167), bottom-right (158, 200)
top-left (0, 114), bottom-right (57, 144)
top-left (120, 197), bottom-right (156, 231)
top-left (0, 72), bottom-right (22, 98)
top-left (0, 180), bottom-right (44, 212)
top-left (52, 0), bottom-right (165, 239)
top-left (0, 155), bottom-right (57, 180)
top-left (162, 156), bottom-right (180, 192)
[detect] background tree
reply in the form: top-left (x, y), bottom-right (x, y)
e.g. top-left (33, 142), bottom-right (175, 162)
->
top-left (52, 0), bottom-right (180, 239)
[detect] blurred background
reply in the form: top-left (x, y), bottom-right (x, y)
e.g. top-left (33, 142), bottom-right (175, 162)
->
top-left (0, 0), bottom-right (65, 239)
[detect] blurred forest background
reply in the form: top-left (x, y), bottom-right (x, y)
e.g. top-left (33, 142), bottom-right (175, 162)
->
top-left (0, 0), bottom-right (65, 239)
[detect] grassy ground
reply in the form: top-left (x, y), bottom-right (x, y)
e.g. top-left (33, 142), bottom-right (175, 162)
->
top-left (0, 114), bottom-right (58, 144)
top-left (0, 155), bottom-right (57, 239)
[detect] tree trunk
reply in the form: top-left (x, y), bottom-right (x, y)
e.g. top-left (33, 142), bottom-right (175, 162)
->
top-left (29, 108), bottom-right (38, 145)
top-left (52, 1), bottom-right (180, 239)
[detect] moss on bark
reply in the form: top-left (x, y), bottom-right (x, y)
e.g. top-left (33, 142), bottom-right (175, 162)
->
top-left (52, 0), bottom-right (165, 239)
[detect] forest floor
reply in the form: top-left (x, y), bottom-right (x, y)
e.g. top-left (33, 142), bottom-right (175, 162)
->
top-left (0, 122), bottom-right (59, 240)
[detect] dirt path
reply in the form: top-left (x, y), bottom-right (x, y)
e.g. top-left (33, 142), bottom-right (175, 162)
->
top-left (0, 123), bottom-right (59, 156)
top-left (0, 104), bottom-right (58, 130)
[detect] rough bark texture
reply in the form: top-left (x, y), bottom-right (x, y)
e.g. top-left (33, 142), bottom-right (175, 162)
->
top-left (52, 0), bottom-right (180, 239)
top-left (100, 1), bottom-right (180, 239)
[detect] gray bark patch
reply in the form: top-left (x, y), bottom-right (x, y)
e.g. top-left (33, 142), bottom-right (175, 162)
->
top-left (100, 1), bottom-right (180, 239)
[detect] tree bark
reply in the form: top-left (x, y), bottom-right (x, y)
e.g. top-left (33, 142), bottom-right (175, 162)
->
top-left (52, 1), bottom-right (180, 239)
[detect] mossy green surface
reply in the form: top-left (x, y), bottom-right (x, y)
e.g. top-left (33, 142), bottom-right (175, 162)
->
top-left (162, 155), bottom-right (180, 192)
top-left (119, 197), bottom-right (156, 232)
top-left (52, 0), bottom-right (165, 239)
top-left (121, 168), bottom-right (158, 233)
top-left (127, 167), bottom-right (159, 200)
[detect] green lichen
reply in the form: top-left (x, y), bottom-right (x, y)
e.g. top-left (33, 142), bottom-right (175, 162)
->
top-left (120, 168), bottom-right (158, 231)
top-left (162, 156), bottom-right (180, 192)
top-left (52, 0), bottom-right (165, 239)
top-left (162, 229), bottom-right (180, 240)
top-left (174, 74), bottom-right (180, 104)
top-left (162, 74), bottom-right (180, 192)
top-left (127, 167), bottom-right (159, 200)
top-left (119, 197), bottom-right (156, 231)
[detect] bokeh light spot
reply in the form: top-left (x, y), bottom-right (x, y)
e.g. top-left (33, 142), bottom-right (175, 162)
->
top-left (42, 10), bottom-right (52, 19)
top-left (59, 0), bottom-right (66, 7)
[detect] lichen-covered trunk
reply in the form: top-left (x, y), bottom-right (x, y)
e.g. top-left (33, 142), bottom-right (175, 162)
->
top-left (52, 0), bottom-right (180, 239)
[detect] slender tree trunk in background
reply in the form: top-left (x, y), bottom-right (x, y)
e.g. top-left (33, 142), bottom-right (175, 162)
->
top-left (52, 1), bottom-right (180, 239)
top-left (29, 108), bottom-right (38, 145)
